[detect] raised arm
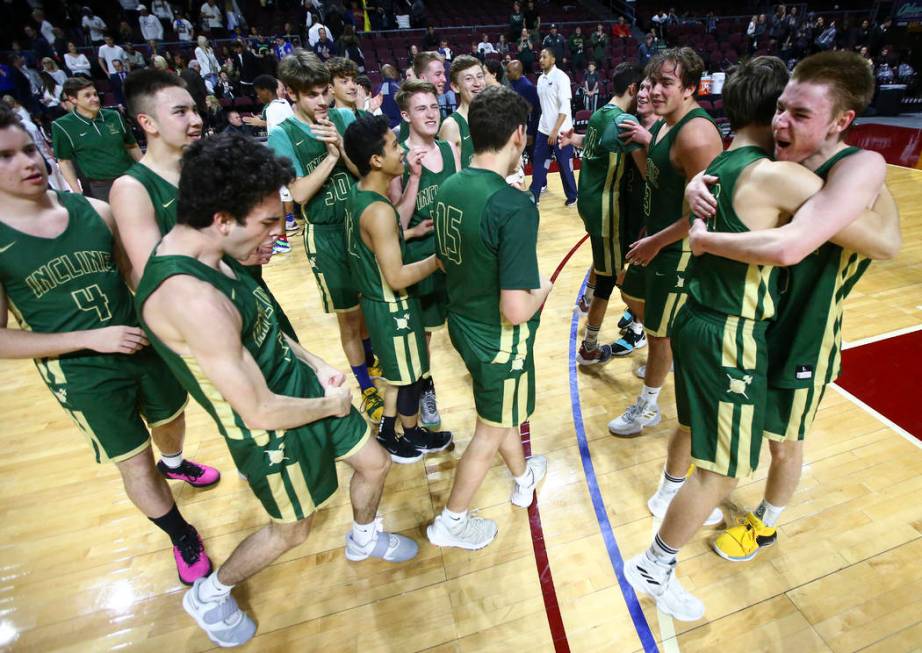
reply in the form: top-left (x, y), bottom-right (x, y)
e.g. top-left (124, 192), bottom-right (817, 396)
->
top-left (362, 201), bottom-right (438, 290)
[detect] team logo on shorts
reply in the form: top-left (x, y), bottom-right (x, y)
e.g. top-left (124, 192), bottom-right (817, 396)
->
top-left (510, 358), bottom-right (525, 372)
top-left (726, 373), bottom-right (753, 399)
top-left (265, 443), bottom-right (290, 466)
top-left (393, 313), bottom-right (410, 331)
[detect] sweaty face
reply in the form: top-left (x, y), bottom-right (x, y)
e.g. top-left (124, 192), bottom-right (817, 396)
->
top-left (293, 84), bottom-right (330, 122)
top-left (332, 75), bottom-right (357, 106)
top-left (227, 193), bottom-right (284, 260)
top-left (453, 65), bottom-right (485, 104)
top-left (146, 86), bottom-right (203, 147)
top-left (403, 92), bottom-right (440, 138)
top-left (0, 126), bottom-right (48, 198)
top-left (421, 60), bottom-right (446, 94)
top-left (649, 61), bottom-right (693, 116)
top-left (772, 80), bottom-right (841, 163)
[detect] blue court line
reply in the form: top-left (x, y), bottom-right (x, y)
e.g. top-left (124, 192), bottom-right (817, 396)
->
top-left (568, 274), bottom-right (660, 653)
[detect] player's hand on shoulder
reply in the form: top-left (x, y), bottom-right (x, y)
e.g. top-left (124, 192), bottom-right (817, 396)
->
top-left (686, 173), bottom-right (718, 219)
top-left (619, 121), bottom-right (651, 147)
top-left (86, 325), bottom-right (149, 354)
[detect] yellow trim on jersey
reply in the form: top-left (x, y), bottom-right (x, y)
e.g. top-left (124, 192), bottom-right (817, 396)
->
top-left (501, 376), bottom-right (516, 426)
top-left (516, 371), bottom-right (529, 425)
top-left (492, 321), bottom-right (515, 364)
top-left (267, 471), bottom-right (298, 521)
top-left (814, 250), bottom-right (861, 384)
top-left (6, 297), bottom-right (31, 331)
top-left (108, 439), bottom-right (153, 464)
top-left (335, 424), bottom-right (373, 461)
top-left (145, 396), bottom-right (189, 428)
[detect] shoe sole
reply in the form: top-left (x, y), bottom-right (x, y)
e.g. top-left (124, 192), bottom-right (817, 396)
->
top-left (623, 562), bottom-right (704, 622)
top-left (182, 589), bottom-right (254, 648)
top-left (415, 439), bottom-right (452, 453)
top-left (388, 451), bottom-right (424, 464)
top-left (711, 536), bottom-right (776, 562)
top-left (426, 523), bottom-right (497, 550)
top-left (609, 413), bottom-right (660, 437)
top-left (162, 473), bottom-right (222, 489)
top-left (576, 354), bottom-right (613, 367)
top-left (178, 556), bottom-right (213, 587)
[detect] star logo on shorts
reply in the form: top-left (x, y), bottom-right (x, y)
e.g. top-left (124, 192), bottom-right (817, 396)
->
top-left (726, 373), bottom-right (753, 399)
top-left (393, 313), bottom-right (410, 331)
top-left (265, 443), bottom-right (289, 466)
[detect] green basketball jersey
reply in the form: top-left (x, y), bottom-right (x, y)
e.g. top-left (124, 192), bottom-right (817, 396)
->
top-left (447, 111), bottom-right (473, 168)
top-left (135, 253), bottom-right (313, 446)
top-left (644, 108), bottom-right (718, 251)
top-left (345, 186), bottom-right (408, 303)
top-left (434, 167), bottom-right (541, 348)
top-left (687, 146), bottom-right (779, 320)
top-left (400, 140), bottom-right (458, 229)
top-left (0, 191), bottom-right (136, 334)
top-left (576, 103), bottom-right (639, 238)
top-left (122, 162), bottom-right (178, 234)
top-left (767, 146), bottom-right (870, 388)
top-left (621, 155), bottom-right (645, 246)
top-left (275, 111), bottom-right (356, 225)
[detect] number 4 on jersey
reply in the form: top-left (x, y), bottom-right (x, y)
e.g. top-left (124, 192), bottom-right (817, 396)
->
top-left (71, 284), bottom-right (112, 322)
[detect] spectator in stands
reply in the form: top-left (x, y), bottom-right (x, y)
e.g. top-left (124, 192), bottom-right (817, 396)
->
top-left (530, 48), bottom-right (576, 207)
top-left (505, 60), bottom-right (538, 158)
top-left (355, 75), bottom-right (383, 115)
top-left (768, 4), bottom-right (787, 42)
top-left (152, 54), bottom-right (170, 70)
top-left (171, 11), bottom-right (194, 41)
top-left (336, 25), bottom-right (366, 72)
top-left (869, 18), bottom-right (892, 55)
top-left (275, 35), bottom-right (295, 60)
top-left (41, 59), bottom-right (67, 89)
top-left (196, 36), bottom-right (222, 88)
top-left (650, 10), bottom-right (667, 38)
top-left (394, 0), bottom-right (412, 29)
top-left (232, 40), bottom-right (261, 94)
top-left (470, 42), bottom-right (484, 64)
top-left (38, 71), bottom-right (63, 116)
top-left (313, 29), bottom-right (335, 61)
top-left (124, 44), bottom-right (147, 70)
top-left (64, 43), bottom-right (91, 78)
top-left (200, 0), bottom-right (225, 37)
top-left (524, 0), bottom-right (540, 38)
top-left (478, 34), bottom-right (496, 56)
top-left (109, 59), bottom-right (129, 106)
top-left (308, 17), bottom-right (330, 47)
top-left (590, 24), bottom-right (608, 65)
top-left (82, 8), bottom-right (108, 46)
top-left (23, 26), bottom-right (54, 64)
top-left (12, 55), bottom-right (41, 110)
top-left (117, 20), bottom-right (135, 44)
top-left (225, 0), bottom-right (248, 34)
top-left (138, 5), bottom-right (163, 41)
top-left (496, 34), bottom-right (511, 57)
top-left (569, 26), bottom-right (586, 71)
top-left (379, 64), bottom-right (402, 127)
top-left (151, 0), bottom-right (174, 32)
top-left (223, 109), bottom-right (254, 135)
top-left (814, 19), bottom-right (836, 52)
top-left (216, 70), bottom-right (238, 98)
top-left (542, 25), bottom-right (565, 63)
top-left (705, 11), bottom-right (717, 35)
top-left (510, 2), bottom-right (525, 43)
top-left (404, 65), bottom-right (416, 80)
top-left (410, 0), bottom-right (426, 28)
top-left (439, 40), bottom-right (453, 63)
top-left (409, 44), bottom-right (420, 60)
top-left (516, 28), bottom-right (535, 72)
top-left (784, 6), bottom-right (800, 34)
top-left (180, 60), bottom-right (209, 112)
top-left (423, 26), bottom-right (439, 50)
top-left (580, 60), bottom-right (599, 111)
top-left (639, 32), bottom-right (656, 64)
top-left (202, 94), bottom-right (227, 132)
top-left (855, 19), bottom-right (872, 49)
top-left (170, 52), bottom-right (187, 73)
top-left (612, 16), bottom-right (631, 39)
top-left (98, 35), bottom-right (127, 76)
top-left (31, 9), bottom-right (55, 46)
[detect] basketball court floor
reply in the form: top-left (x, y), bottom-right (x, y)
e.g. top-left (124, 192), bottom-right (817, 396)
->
top-left (1, 164), bottom-right (920, 652)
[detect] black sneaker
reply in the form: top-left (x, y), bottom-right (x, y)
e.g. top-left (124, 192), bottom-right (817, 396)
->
top-left (611, 328), bottom-right (647, 356)
top-left (617, 309), bottom-right (634, 331)
top-left (376, 431), bottom-right (424, 464)
top-left (402, 426), bottom-right (453, 453)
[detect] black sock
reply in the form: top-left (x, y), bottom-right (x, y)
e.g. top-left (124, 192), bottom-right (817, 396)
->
top-left (149, 503), bottom-right (194, 545)
top-left (379, 415), bottom-right (397, 439)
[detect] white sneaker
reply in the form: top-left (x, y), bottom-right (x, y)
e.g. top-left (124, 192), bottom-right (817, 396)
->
top-left (344, 516), bottom-right (419, 562)
top-left (183, 578), bottom-right (257, 647)
top-left (510, 455), bottom-right (548, 508)
top-left (647, 491), bottom-right (724, 526)
top-left (427, 512), bottom-right (498, 550)
top-left (608, 399), bottom-right (661, 436)
top-left (419, 387), bottom-right (441, 428)
top-left (284, 214), bottom-right (298, 232)
top-left (634, 364), bottom-right (647, 379)
top-left (623, 552), bottom-right (705, 622)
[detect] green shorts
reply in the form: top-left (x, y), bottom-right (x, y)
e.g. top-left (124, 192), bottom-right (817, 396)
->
top-left (35, 348), bottom-right (188, 464)
top-left (619, 261), bottom-right (646, 303)
top-left (448, 313), bottom-right (537, 428)
top-left (588, 233), bottom-right (621, 278)
top-left (764, 384), bottom-right (828, 442)
top-left (226, 379), bottom-right (371, 523)
top-left (360, 296), bottom-right (429, 386)
top-left (673, 303), bottom-right (768, 479)
top-left (643, 247), bottom-right (692, 338)
top-left (405, 234), bottom-right (447, 330)
top-left (304, 222), bottom-right (360, 314)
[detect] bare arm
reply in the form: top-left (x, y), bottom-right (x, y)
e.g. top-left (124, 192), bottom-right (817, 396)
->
top-left (630, 147), bottom-right (647, 178)
top-left (499, 276), bottom-right (553, 325)
top-left (362, 202), bottom-right (438, 290)
top-left (86, 196), bottom-right (136, 288)
top-left (829, 184), bottom-right (900, 260)
top-left (390, 148), bottom-right (424, 229)
top-left (57, 159), bottom-right (81, 195)
top-left (438, 117), bottom-right (461, 154)
top-left (288, 143), bottom-right (339, 205)
top-left (108, 175), bottom-right (164, 288)
top-left (284, 334), bottom-right (350, 391)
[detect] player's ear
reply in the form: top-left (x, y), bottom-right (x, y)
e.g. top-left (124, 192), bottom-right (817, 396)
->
top-left (213, 211), bottom-right (237, 234)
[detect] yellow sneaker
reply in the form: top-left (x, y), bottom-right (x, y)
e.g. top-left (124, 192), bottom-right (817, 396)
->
top-left (368, 356), bottom-right (384, 380)
top-left (360, 386), bottom-right (384, 424)
top-left (712, 512), bottom-right (777, 562)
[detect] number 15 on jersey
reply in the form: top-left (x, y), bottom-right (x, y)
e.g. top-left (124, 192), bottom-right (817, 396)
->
top-left (434, 202), bottom-right (463, 265)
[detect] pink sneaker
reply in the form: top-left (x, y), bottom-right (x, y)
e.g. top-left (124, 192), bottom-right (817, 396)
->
top-left (157, 459), bottom-right (221, 488)
top-left (173, 529), bottom-right (212, 586)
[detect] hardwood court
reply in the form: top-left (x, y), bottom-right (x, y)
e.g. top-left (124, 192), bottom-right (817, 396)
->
top-left (0, 165), bottom-right (920, 652)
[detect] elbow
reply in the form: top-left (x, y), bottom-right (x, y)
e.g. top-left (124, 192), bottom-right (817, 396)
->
top-left (500, 305), bottom-right (531, 326)
top-left (240, 403), bottom-right (279, 432)
top-left (871, 237), bottom-right (901, 261)
top-left (774, 243), bottom-right (809, 267)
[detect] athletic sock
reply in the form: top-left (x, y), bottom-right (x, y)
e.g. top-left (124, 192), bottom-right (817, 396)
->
top-left (754, 499), bottom-right (784, 527)
top-left (362, 338), bottom-right (375, 367)
top-left (149, 503), bottom-right (194, 546)
top-left (584, 324), bottom-right (600, 349)
top-left (513, 465), bottom-right (534, 487)
top-left (379, 415), bottom-right (397, 439)
top-left (351, 520), bottom-right (377, 547)
top-left (647, 533), bottom-right (679, 566)
top-left (198, 571), bottom-right (234, 602)
top-left (159, 451), bottom-right (184, 469)
top-left (641, 385), bottom-right (661, 407)
top-left (443, 507), bottom-right (467, 524)
top-left (658, 469), bottom-right (686, 499)
top-left (351, 363), bottom-right (374, 391)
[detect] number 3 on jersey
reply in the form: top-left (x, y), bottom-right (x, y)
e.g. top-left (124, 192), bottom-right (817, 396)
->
top-left (435, 202), bottom-right (463, 264)
top-left (71, 284), bottom-right (112, 322)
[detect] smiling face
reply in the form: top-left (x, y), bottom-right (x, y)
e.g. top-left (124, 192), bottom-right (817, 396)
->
top-left (290, 84), bottom-right (331, 122)
top-left (0, 125), bottom-right (47, 199)
top-left (403, 91), bottom-right (440, 138)
top-left (648, 60), bottom-right (694, 117)
top-left (331, 75), bottom-right (357, 107)
top-left (72, 86), bottom-right (101, 114)
top-left (772, 79), bottom-right (847, 162)
top-left (452, 64), bottom-right (485, 105)
top-left (420, 59), bottom-right (446, 94)
top-left (636, 77), bottom-right (653, 119)
top-left (370, 129), bottom-right (406, 177)
top-left (139, 86), bottom-right (204, 148)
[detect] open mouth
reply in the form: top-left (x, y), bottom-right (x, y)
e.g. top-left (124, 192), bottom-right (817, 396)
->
top-left (775, 139), bottom-right (791, 150)
top-left (24, 172), bottom-right (43, 183)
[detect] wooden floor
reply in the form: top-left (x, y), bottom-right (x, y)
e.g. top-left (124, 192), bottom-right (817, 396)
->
top-left (1, 166), bottom-right (920, 652)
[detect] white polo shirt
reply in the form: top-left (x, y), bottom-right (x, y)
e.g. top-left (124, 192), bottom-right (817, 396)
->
top-left (265, 98), bottom-right (294, 133)
top-left (536, 65), bottom-right (573, 135)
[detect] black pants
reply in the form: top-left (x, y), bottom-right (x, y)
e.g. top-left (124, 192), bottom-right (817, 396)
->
top-left (86, 178), bottom-right (115, 202)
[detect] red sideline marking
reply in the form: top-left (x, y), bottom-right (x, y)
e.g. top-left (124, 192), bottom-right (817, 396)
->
top-left (520, 234), bottom-right (588, 652)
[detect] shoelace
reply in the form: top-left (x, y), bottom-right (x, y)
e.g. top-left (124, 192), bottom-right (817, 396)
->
top-left (421, 390), bottom-right (437, 414)
top-left (622, 402), bottom-right (643, 421)
top-left (175, 531), bottom-right (204, 565)
top-left (174, 460), bottom-right (205, 479)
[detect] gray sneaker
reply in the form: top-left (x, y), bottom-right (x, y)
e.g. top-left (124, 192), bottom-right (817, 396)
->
top-left (183, 578), bottom-right (256, 648)
top-left (419, 388), bottom-right (441, 429)
top-left (344, 518), bottom-right (419, 562)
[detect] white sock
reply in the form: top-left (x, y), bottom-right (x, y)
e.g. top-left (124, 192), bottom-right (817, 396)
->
top-left (584, 283), bottom-right (595, 301)
top-left (641, 385), bottom-right (661, 407)
top-left (755, 499), bottom-right (784, 527)
top-left (658, 469), bottom-right (686, 497)
top-left (351, 520), bottom-right (377, 547)
top-left (160, 451), bottom-right (184, 469)
top-left (443, 507), bottom-right (467, 523)
top-left (647, 533), bottom-right (679, 567)
top-left (513, 466), bottom-right (534, 487)
top-left (198, 571), bottom-right (234, 602)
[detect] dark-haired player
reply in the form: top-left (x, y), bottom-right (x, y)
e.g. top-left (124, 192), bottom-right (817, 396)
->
top-left (327, 56), bottom-right (364, 117)
top-left (343, 114), bottom-right (453, 461)
top-left (428, 86), bottom-right (552, 550)
top-left (136, 132), bottom-right (417, 648)
top-left (0, 107), bottom-right (213, 588)
top-left (685, 51), bottom-right (901, 564)
top-left (267, 50), bottom-right (385, 424)
top-left (438, 55), bottom-right (484, 168)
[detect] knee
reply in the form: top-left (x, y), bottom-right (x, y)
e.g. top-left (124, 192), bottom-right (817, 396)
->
top-left (769, 439), bottom-right (800, 464)
top-left (593, 274), bottom-right (615, 301)
top-left (339, 312), bottom-right (361, 338)
top-left (274, 517), bottom-right (312, 549)
top-left (361, 440), bottom-right (392, 479)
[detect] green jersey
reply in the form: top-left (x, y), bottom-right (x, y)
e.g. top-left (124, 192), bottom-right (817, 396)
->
top-left (687, 146), bottom-right (779, 320)
top-left (0, 192), bottom-right (135, 334)
top-left (767, 147), bottom-right (870, 388)
top-left (122, 162), bottom-right (178, 233)
top-left (644, 108), bottom-right (718, 251)
top-left (51, 109), bottom-right (136, 180)
top-left (345, 187), bottom-right (408, 304)
top-left (576, 104), bottom-right (639, 238)
top-left (446, 111), bottom-right (474, 168)
top-left (621, 154), bottom-right (645, 246)
top-left (136, 254), bottom-right (312, 446)
top-left (268, 109), bottom-right (356, 225)
top-left (434, 168), bottom-right (541, 349)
